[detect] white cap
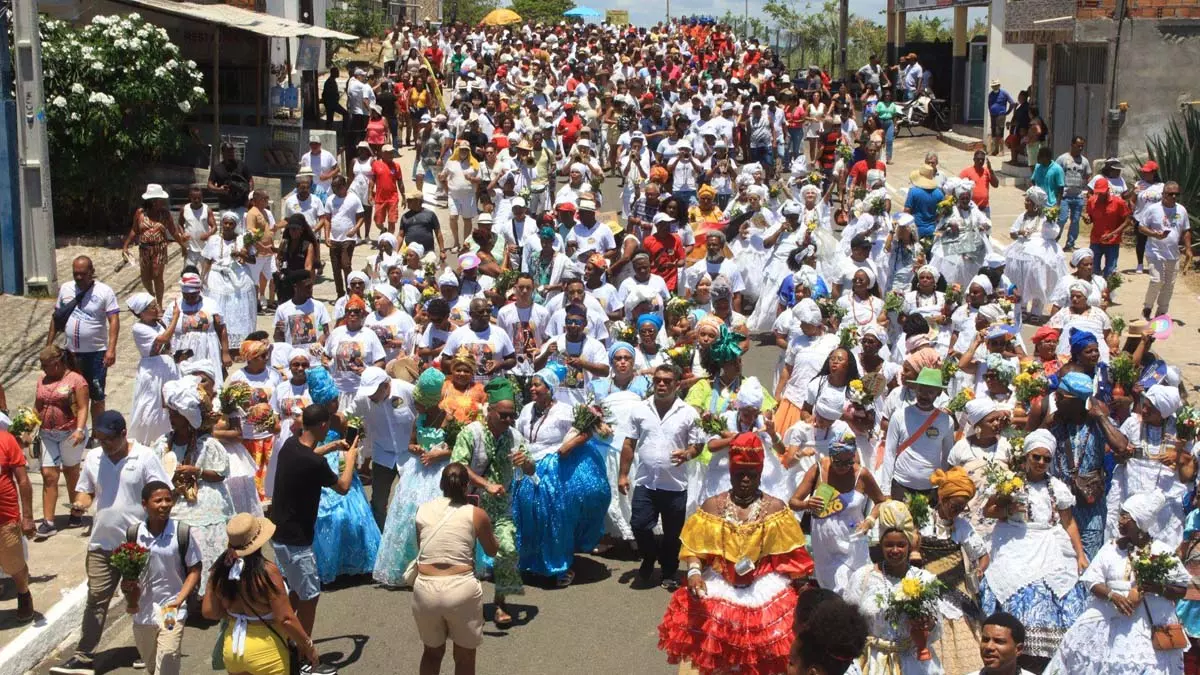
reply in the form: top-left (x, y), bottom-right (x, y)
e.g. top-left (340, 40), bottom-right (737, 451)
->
top-left (356, 366), bottom-right (390, 398)
top-left (578, 198), bottom-right (596, 211)
top-left (512, 197), bottom-right (527, 208)
top-left (308, 133), bottom-right (322, 144)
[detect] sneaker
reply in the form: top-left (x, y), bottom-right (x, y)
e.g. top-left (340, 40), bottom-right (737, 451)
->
top-left (660, 577), bottom-right (681, 592)
top-left (300, 664), bottom-right (338, 675)
top-left (34, 520), bottom-right (56, 540)
top-left (67, 512), bottom-right (83, 528)
top-left (15, 591), bottom-right (33, 623)
top-left (131, 658), bottom-right (146, 670)
top-left (49, 657), bottom-right (95, 675)
top-left (1063, 245), bottom-right (1075, 253)
top-left (1136, 265), bottom-right (1144, 274)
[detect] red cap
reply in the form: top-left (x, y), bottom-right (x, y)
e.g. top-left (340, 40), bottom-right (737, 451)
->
top-left (555, 202), bottom-right (576, 213)
top-left (1140, 160), bottom-right (1159, 173)
top-left (564, 101), bottom-right (575, 110)
top-left (1093, 177), bottom-right (1110, 193)
top-left (729, 432), bottom-right (765, 477)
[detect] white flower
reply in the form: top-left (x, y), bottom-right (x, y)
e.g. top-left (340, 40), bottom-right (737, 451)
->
top-left (178, 100), bottom-right (191, 113)
top-left (70, 112), bottom-right (80, 121)
top-left (128, 37), bottom-right (141, 51)
top-left (154, 66), bottom-right (167, 79)
top-left (165, 59), bottom-right (178, 70)
top-left (91, 61), bottom-right (104, 71)
top-left (52, 96), bottom-right (67, 108)
top-left (127, 12), bottom-right (140, 20)
top-left (88, 92), bottom-right (114, 106)
top-left (44, 70), bottom-right (54, 79)
top-left (71, 83), bottom-right (85, 94)
top-left (192, 86), bottom-right (205, 97)
top-left (186, 60), bottom-right (196, 69)
top-left (113, 38), bottom-right (128, 49)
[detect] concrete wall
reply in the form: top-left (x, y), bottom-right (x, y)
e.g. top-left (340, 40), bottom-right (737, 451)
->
top-left (985, 0), bottom-right (1035, 140)
top-left (1075, 17), bottom-right (1200, 156)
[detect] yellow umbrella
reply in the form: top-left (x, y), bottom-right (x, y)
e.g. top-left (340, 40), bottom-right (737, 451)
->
top-left (480, 8), bottom-right (522, 25)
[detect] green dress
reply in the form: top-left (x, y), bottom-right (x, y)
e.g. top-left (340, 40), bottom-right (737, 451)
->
top-left (451, 420), bottom-right (524, 596)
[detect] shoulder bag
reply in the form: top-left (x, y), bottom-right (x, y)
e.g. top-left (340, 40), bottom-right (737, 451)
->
top-left (53, 286), bottom-right (89, 333)
top-left (1144, 596), bottom-right (1188, 650)
top-left (402, 502), bottom-right (461, 587)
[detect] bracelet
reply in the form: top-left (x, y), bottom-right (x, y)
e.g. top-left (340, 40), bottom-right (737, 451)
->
top-left (686, 568), bottom-right (702, 579)
top-left (687, 561), bottom-right (702, 572)
top-left (1106, 588), bottom-right (1116, 601)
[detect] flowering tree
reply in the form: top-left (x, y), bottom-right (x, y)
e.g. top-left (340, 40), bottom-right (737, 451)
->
top-left (39, 14), bottom-right (208, 230)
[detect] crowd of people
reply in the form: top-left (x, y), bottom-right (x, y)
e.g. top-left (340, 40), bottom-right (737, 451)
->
top-left (0, 13), bottom-right (1196, 675)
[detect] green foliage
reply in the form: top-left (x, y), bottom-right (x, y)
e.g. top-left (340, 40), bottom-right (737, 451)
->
top-left (327, 0), bottom-right (389, 38)
top-left (1138, 107), bottom-right (1200, 251)
top-left (38, 14), bottom-right (207, 231)
top-left (506, 0), bottom-right (577, 26)
top-left (447, 0), bottom-right (502, 26)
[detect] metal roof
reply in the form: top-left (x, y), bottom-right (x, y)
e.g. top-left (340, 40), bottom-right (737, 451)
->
top-left (108, 0), bottom-right (359, 40)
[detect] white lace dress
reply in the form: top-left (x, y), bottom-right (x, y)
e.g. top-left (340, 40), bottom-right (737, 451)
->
top-left (155, 434), bottom-right (235, 594)
top-left (931, 205), bottom-right (995, 290)
top-left (846, 564), bottom-right (945, 675)
top-left (1005, 211), bottom-right (1066, 314)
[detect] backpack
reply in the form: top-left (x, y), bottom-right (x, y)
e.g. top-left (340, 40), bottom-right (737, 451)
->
top-left (126, 521), bottom-right (192, 572)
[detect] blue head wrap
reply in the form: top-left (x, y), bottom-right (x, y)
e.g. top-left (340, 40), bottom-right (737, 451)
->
top-left (812, 276), bottom-right (831, 300)
top-left (608, 341), bottom-right (635, 362)
top-left (1068, 327), bottom-right (1098, 360)
top-left (1058, 371), bottom-right (1094, 399)
top-left (535, 362), bottom-right (568, 394)
top-left (306, 366), bottom-right (339, 405)
top-left (637, 313), bottom-right (664, 331)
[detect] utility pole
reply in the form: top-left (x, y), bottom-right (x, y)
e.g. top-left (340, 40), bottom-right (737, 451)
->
top-left (0, 4), bottom-right (21, 294)
top-left (838, 0), bottom-right (849, 81)
top-left (10, 0), bottom-right (57, 296)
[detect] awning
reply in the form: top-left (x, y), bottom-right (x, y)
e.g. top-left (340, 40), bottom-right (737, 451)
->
top-left (107, 0), bottom-right (359, 40)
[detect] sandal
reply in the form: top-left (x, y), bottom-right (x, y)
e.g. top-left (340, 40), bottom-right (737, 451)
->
top-left (556, 570), bottom-right (575, 588)
top-left (493, 606), bottom-right (513, 628)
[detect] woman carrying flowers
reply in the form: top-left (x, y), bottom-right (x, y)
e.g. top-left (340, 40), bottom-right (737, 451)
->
top-left (946, 398), bottom-right (1013, 542)
top-left (930, 178), bottom-right (994, 291)
top-left (1046, 491), bottom-right (1189, 675)
top-left (1005, 187), bottom-right (1067, 319)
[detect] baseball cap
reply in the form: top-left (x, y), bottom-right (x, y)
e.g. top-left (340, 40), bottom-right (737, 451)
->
top-left (356, 367), bottom-right (391, 398)
top-left (94, 410), bottom-right (127, 437)
top-left (1093, 176), bottom-right (1110, 193)
top-left (512, 197), bottom-right (528, 208)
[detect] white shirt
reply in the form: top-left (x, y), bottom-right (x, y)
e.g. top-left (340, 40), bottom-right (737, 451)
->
top-left (181, 204), bottom-right (212, 254)
top-left (282, 192), bottom-right (326, 228)
top-left (324, 192), bottom-right (365, 242)
top-left (299, 149), bottom-right (339, 192)
top-left (325, 326), bottom-right (387, 394)
top-left (55, 280), bottom-right (120, 353)
top-left (627, 397), bottom-right (705, 492)
top-left (883, 403), bottom-right (955, 491)
top-left (227, 367), bottom-right (282, 439)
top-left (132, 520), bottom-right (202, 626)
top-left (1143, 202), bottom-right (1190, 262)
top-left (684, 258), bottom-right (746, 295)
top-left (274, 298), bottom-right (331, 347)
top-left (364, 310), bottom-right (417, 362)
top-left (77, 443), bottom-right (171, 551)
top-left (781, 334), bottom-right (839, 406)
top-left (441, 324), bottom-right (517, 383)
top-left (567, 221), bottom-right (617, 260)
top-left (346, 77), bottom-right (375, 116)
top-left (497, 302), bottom-right (550, 377)
top-left (536, 335), bottom-right (608, 405)
top-left (354, 379), bottom-right (416, 470)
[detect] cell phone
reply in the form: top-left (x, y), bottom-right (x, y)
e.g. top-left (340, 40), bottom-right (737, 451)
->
top-left (344, 425), bottom-right (360, 448)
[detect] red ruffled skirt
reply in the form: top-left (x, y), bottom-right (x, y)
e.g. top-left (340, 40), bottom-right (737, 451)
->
top-left (658, 571), bottom-right (798, 675)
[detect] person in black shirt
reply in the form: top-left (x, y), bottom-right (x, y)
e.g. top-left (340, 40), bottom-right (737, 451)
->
top-left (400, 194), bottom-right (445, 258)
top-left (375, 79), bottom-right (398, 147)
top-left (268, 403), bottom-right (357, 649)
top-left (207, 143), bottom-right (253, 212)
top-left (321, 67), bottom-right (346, 131)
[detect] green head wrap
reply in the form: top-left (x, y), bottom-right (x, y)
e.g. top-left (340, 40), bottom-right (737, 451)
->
top-left (707, 324), bottom-right (746, 367)
top-left (484, 377), bottom-right (517, 405)
top-left (415, 367), bottom-right (446, 407)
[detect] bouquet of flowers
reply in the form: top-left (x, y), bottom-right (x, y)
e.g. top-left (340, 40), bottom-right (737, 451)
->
top-left (906, 492), bottom-right (932, 530)
top-left (242, 229), bottom-right (261, 251)
top-left (943, 283), bottom-right (964, 307)
top-left (1012, 370), bottom-right (1049, 405)
top-left (883, 291), bottom-right (904, 314)
top-left (111, 541), bottom-right (150, 613)
top-left (246, 403), bottom-right (279, 434)
top-left (8, 407), bottom-right (41, 437)
top-left (936, 194), bottom-right (956, 218)
top-left (838, 325), bottom-right (860, 350)
top-left (1111, 317), bottom-right (1127, 339)
top-left (218, 382), bottom-right (253, 415)
top-left (806, 171), bottom-right (824, 186)
top-left (666, 344), bottom-right (694, 371)
top-left (846, 375), bottom-right (886, 408)
top-left (493, 268), bottom-right (520, 297)
top-left (767, 183), bottom-right (782, 200)
top-left (1132, 546), bottom-right (1182, 589)
top-left (1109, 353), bottom-right (1137, 397)
top-left (1107, 271), bottom-right (1125, 294)
top-left (1044, 204), bottom-right (1061, 223)
top-left (1176, 405), bottom-right (1200, 441)
top-left (852, 187), bottom-right (868, 203)
top-left (836, 143), bottom-right (854, 164)
top-left (421, 286), bottom-right (438, 302)
top-left (982, 458), bottom-right (1025, 498)
top-left (517, 186), bottom-right (531, 201)
top-left (817, 297), bottom-right (846, 321)
top-left (946, 388), bottom-right (975, 414)
top-left (1006, 430), bottom-right (1028, 468)
top-left (665, 296), bottom-right (694, 319)
top-left (867, 195), bottom-right (888, 216)
top-left (939, 359), bottom-right (959, 386)
top-left (423, 261), bottom-right (439, 286)
top-left (572, 398), bottom-right (613, 438)
top-left (880, 573), bottom-right (945, 661)
top-left (997, 297), bottom-right (1014, 314)
top-left (699, 413), bottom-right (728, 435)
top-left (612, 320), bottom-right (637, 345)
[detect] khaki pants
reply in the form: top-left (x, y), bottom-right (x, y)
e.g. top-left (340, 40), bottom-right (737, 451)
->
top-left (1144, 258), bottom-right (1179, 314)
top-left (132, 623), bottom-right (185, 675)
top-left (76, 550), bottom-right (119, 660)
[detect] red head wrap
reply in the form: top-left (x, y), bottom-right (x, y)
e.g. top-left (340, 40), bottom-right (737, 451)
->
top-left (729, 432), bottom-right (765, 477)
top-left (1032, 325), bottom-right (1062, 345)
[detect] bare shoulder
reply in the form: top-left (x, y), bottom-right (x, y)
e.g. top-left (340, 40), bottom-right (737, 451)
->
top-left (759, 494), bottom-right (788, 515)
top-left (700, 494), bottom-right (725, 516)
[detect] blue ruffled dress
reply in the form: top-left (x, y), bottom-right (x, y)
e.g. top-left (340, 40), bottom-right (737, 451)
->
top-left (512, 401), bottom-right (613, 579)
top-left (312, 428), bottom-right (382, 584)
top-left (373, 417), bottom-right (450, 586)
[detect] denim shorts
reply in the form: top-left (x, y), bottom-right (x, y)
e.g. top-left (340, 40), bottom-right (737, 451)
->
top-left (271, 543), bottom-right (321, 601)
top-left (72, 350), bottom-right (107, 402)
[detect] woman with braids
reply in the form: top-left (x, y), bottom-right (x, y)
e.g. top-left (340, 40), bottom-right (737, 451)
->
top-left (202, 514), bottom-right (320, 674)
top-left (658, 432), bottom-right (815, 675)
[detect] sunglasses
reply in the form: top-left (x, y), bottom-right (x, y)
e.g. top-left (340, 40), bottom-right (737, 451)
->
top-left (652, 376), bottom-right (676, 384)
top-left (564, 319), bottom-right (585, 327)
top-left (1165, 192), bottom-right (1180, 197)
top-left (497, 411), bottom-right (517, 421)
top-left (1029, 454), bottom-right (1052, 464)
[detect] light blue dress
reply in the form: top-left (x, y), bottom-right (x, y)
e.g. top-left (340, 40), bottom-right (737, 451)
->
top-left (373, 416), bottom-right (449, 586)
top-left (312, 428), bottom-right (381, 584)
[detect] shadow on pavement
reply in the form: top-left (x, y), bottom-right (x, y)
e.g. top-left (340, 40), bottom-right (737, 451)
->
top-left (316, 633), bottom-right (369, 670)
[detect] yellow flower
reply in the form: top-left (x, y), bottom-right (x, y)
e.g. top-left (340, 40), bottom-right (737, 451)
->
top-left (900, 577), bottom-right (924, 599)
top-left (1010, 476), bottom-right (1024, 490)
top-left (849, 379), bottom-right (864, 392)
top-left (963, 389), bottom-right (975, 401)
top-left (1014, 373), bottom-right (1031, 386)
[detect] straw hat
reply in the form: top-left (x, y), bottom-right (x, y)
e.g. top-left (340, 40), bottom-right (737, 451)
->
top-left (910, 165), bottom-right (939, 190)
top-left (226, 513), bottom-right (275, 558)
top-left (141, 183), bottom-right (170, 201)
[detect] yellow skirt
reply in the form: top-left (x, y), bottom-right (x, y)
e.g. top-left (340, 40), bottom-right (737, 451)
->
top-left (222, 621), bottom-right (290, 675)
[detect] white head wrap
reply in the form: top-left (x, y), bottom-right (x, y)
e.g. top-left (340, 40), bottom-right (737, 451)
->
top-left (978, 303), bottom-right (1005, 323)
top-left (1071, 248), bottom-right (1094, 267)
top-left (859, 323), bottom-right (886, 343)
top-left (894, 212), bottom-right (916, 229)
top-left (1067, 279), bottom-right (1093, 300)
top-left (855, 265), bottom-right (877, 288)
top-left (813, 387), bottom-right (846, 422)
top-left (736, 376), bottom-right (765, 410)
top-left (916, 264), bottom-right (938, 279)
top-left (736, 174), bottom-right (755, 189)
top-left (781, 200), bottom-right (802, 217)
top-left (1121, 491), bottom-right (1167, 536)
top-left (1025, 186), bottom-right (1048, 208)
top-left (373, 284), bottom-right (399, 305)
top-left (954, 179), bottom-right (974, 198)
top-left (969, 274), bottom-right (994, 296)
top-left (182, 358), bottom-right (219, 383)
top-left (749, 185), bottom-right (769, 202)
top-left (1165, 366), bottom-right (1183, 387)
top-left (162, 376), bottom-right (203, 429)
top-left (437, 270), bottom-right (460, 287)
top-left (866, 170), bottom-right (886, 189)
top-left (1024, 429), bottom-right (1057, 457)
top-left (570, 162), bottom-right (589, 177)
top-left (406, 241), bottom-right (426, 258)
top-left (377, 232), bottom-right (398, 250)
top-left (347, 270), bottom-right (370, 285)
top-left (964, 398), bottom-right (999, 427)
top-left (126, 292), bottom-right (154, 316)
top-left (793, 265), bottom-right (819, 291)
top-left (624, 284), bottom-right (662, 317)
top-left (1144, 384), bottom-right (1183, 419)
top-left (0, 412), bottom-right (10, 431)
top-left (794, 298), bottom-right (822, 326)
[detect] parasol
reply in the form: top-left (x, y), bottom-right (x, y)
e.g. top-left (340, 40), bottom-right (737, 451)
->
top-left (564, 6), bottom-right (603, 17)
top-left (480, 8), bottom-right (523, 25)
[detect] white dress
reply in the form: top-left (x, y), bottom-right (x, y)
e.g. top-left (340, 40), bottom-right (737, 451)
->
top-left (165, 296), bottom-right (227, 389)
top-left (1045, 540), bottom-right (1189, 675)
top-left (590, 377), bottom-right (649, 541)
top-left (747, 210), bottom-right (813, 334)
top-left (902, 290), bottom-right (953, 355)
top-left (127, 323), bottom-right (178, 445)
top-left (1049, 306), bottom-right (1113, 364)
top-left (201, 236), bottom-right (257, 345)
top-left (1105, 416), bottom-right (1191, 549)
top-left (847, 564), bottom-right (944, 675)
top-left (809, 463), bottom-right (871, 593)
top-left (931, 205), bottom-right (995, 290)
top-left (1005, 212), bottom-right (1066, 314)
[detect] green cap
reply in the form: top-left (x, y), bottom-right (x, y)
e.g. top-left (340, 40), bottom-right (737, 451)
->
top-left (907, 367), bottom-right (946, 389)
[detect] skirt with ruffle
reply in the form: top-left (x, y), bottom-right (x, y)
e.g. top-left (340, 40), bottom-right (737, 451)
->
top-left (224, 441), bottom-right (264, 517)
top-left (512, 439), bottom-right (612, 578)
top-left (373, 458), bottom-right (449, 587)
top-left (313, 467), bottom-right (381, 584)
top-left (658, 569), bottom-right (797, 675)
top-left (981, 577), bottom-right (1088, 658)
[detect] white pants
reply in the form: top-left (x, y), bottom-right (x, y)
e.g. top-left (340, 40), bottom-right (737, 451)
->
top-left (1144, 258), bottom-right (1179, 314)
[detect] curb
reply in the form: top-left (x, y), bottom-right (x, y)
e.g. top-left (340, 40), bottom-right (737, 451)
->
top-left (0, 583), bottom-right (125, 675)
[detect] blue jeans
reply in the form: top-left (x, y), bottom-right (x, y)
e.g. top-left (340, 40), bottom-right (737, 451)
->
top-left (1091, 243), bottom-right (1121, 278)
top-left (72, 350), bottom-right (108, 401)
top-left (881, 119), bottom-right (895, 160)
top-left (749, 145), bottom-right (774, 172)
top-left (787, 128), bottom-right (805, 164)
top-left (1059, 194), bottom-right (1086, 247)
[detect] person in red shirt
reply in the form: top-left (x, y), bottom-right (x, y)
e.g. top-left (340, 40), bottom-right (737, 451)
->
top-left (848, 142), bottom-right (887, 189)
top-left (643, 212), bottom-right (686, 291)
top-left (958, 149), bottom-right (1000, 216)
top-left (0, 423), bottom-right (35, 622)
top-left (1086, 177), bottom-right (1133, 277)
top-left (557, 103), bottom-right (585, 154)
top-left (423, 45), bottom-right (443, 73)
top-left (368, 144), bottom-right (405, 236)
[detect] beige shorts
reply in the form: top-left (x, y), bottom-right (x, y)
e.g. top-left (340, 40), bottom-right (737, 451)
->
top-left (411, 573), bottom-right (484, 649)
top-left (0, 522), bottom-right (27, 575)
